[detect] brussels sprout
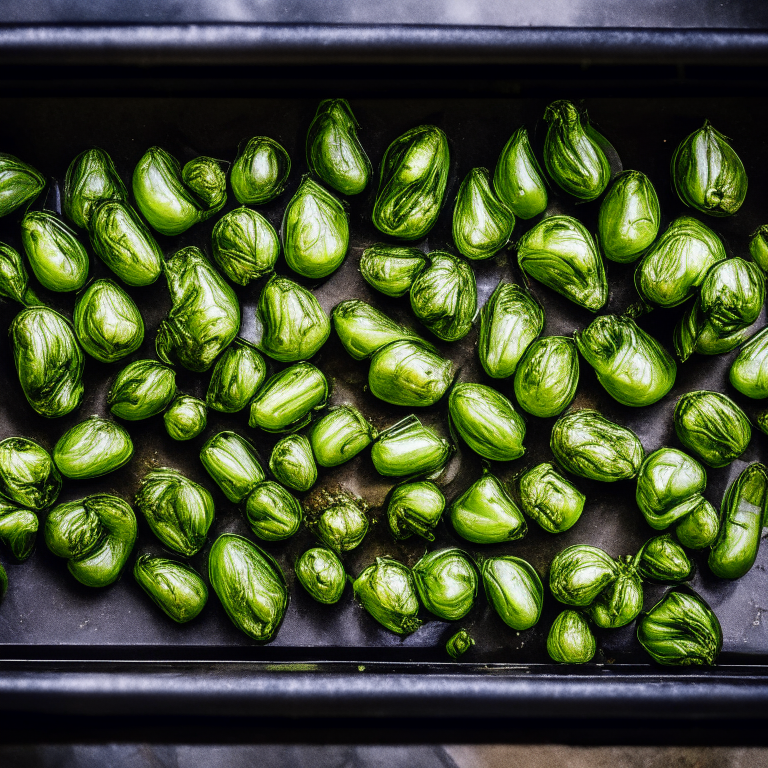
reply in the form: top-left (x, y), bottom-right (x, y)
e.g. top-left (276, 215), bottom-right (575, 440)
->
top-left (674, 496), bottom-right (721, 550)
top-left (514, 336), bottom-right (580, 418)
top-left (372, 125), bottom-right (449, 240)
top-left (311, 499), bottom-right (369, 553)
top-left (21, 211), bottom-right (89, 292)
top-left (449, 472), bottom-right (527, 544)
top-left (674, 391), bottom-right (750, 468)
top-left (64, 148), bottom-right (127, 230)
top-left (0, 153), bottom-right (45, 218)
top-left (750, 225), bottom-right (768, 273)
top-left (0, 242), bottom-right (40, 307)
top-left (53, 416), bottom-right (133, 479)
top-left (295, 547), bottom-right (346, 604)
top-left (410, 251), bottom-right (477, 342)
top-left (386, 480), bottom-right (445, 541)
top-left (10, 307), bottom-right (84, 418)
top-left (73, 279), bottom-right (144, 363)
top-left (371, 415), bottom-right (452, 477)
top-left (446, 629), bottom-right (475, 659)
top-left (493, 126), bottom-right (548, 220)
top-left (306, 98), bottom-right (371, 196)
top-left (598, 171), bottom-right (660, 263)
top-left (547, 610), bottom-right (596, 664)
top-left (211, 207), bottom-right (279, 286)
top-left (269, 435), bottom-right (317, 492)
top-left (635, 217), bottom-right (726, 308)
top-left (587, 557), bottom-right (643, 629)
top-left (136, 468), bottom-right (215, 557)
top-left (249, 362), bottom-right (328, 433)
top-left (164, 395), bottom-right (207, 441)
top-left (258, 276), bottom-right (330, 362)
top-left (638, 535), bottom-right (694, 583)
top-left (230, 136), bottom-right (291, 205)
top-left (108, 359), bottom-right (176, 420)
top-left (551, 411), bottom-right (643, 482)
top-left (549, 544), bottom-right (618, 606)
top-left (413, 547), bottom-right (478, 621)
top-left (182, 156), bottom-right (226, 210)
top-left (353, 557), bottom-right (422, 635)
top-left (208, 533), bottom-right (288, 642)
top-left (245, 481), bottom-right (303, 541)
top-left (637, 590), bottom-right (722, 666)
top-left (310, 406), bottom-right (377, 468)
top-left (575, 315), bottom-right (676, 407)
top-left (482, 555), bottom-right (543, 631)
top-left (200, 431), bottom-right (265, 503)
top-left (517, 216), bottom-right (607, 312)
top-left (542, 100), bottom-right (610, 201)
top-left (206, 339), bottom-right (266, 414)
top-left (134, 554), bottom-right (208, 623)
top-left (0, 502), bottom-right (37, 561)
top-left (45, 494), bottom-right (137, 587)
top-left (89, 201), bottom-right (164, 287)
top-left (731, 327), bottom-right (768, 398)
top-left (360, 244), bottom-right (427, 298)
top-left (282, 176), bottom-right (349, 279)
top-left (518, 462), bottom-right (585, 534)
top-left (448, 383), bottom-right (526, 461)
top-left (0, 437), bottom-right (61, 510)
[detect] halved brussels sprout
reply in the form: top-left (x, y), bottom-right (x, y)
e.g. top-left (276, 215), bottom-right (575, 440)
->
top-left (587, 557), bottom-right (643, 629)
top-left (518, 462), bottom-right (585, 534)
top-left (386, 480), bottom-right (445, 541)
top-left (310, 406), bottom-right (377, 468)
top-left (0, 242), bottom-right (40, 307)
top-left (230, 136), bottom-right (290, 205)
top-left (446, 629), bottom-right (475, 659)
top-left (493, 126), bottom-right (548, 220)
top-left (206, 339), bottom-right (266, 414)
top-left (371, 415), bottom-right (452, 477)
top-left (311, 498), bottom-right (369, 553)
top-left (549, 544), bottom-right (618, 606)
top-left (547, 610), bottom-right (596, 664)
top-left (482, 555), bottom-right (543, 630)
top-left (211, 207), bottom-right (279, 286)
top-left (731, 327), bottom-right (768, 398)
top-left (413, 547), bottom-right (478, 621)
top-left (638, 535), bottom-right (694, 583)
top-left (269, 434), bottom-right (317, 492)
top-left (353, 557), bottom-right (422, 635)
top-left (108, 359), bottom-right (176, 421)
top-left (245, 481), bottom-right (303, 541)
top-left (199, 431), bottom-right (265, 503)
top-left (0, 437), bottom-right (61, 511)
top-left (53, 416), bottom-right (133, 479)
top-left (0, 153), bottom-right (45, 218)
top-left (359, 244), bottom-right (427, 298)
top-left (164, 395), bottom-right (207, 441)
top-left (295, 547), bottom-right (346, 604)
top-left (64, 148), bottom-right (127, 230)
top-left (0, 501), bottom-right (38, 561)
top-left (134, 554), bottom-right (208, 623)
top-left (514, 336), bottom-right (579, 418)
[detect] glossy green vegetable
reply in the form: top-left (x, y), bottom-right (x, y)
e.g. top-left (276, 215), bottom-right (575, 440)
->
top-left (0, 501), bottom-right (38, 561)
top-left (483, 555), bottom-right (543, 630)
top-left (446, 629), bottom-right (475, 659)
top-left (514, 336), bottom-right (579, 418)
top-left (310, 406), bottom-right (377, 468)
top-left (208, 533), bottom-right (288, 642)
top-left (199, 431), bottom-right (265, 503)
top-left (182, 156), bottom-right (226, 210)
top-left (547, 610), bottom-right (596, 664)
top-left (493, 126), bottom-right (548, 220)
top-left (295, 547), bottom-right (346, 604)
top-left (206, 339), bottom-right (266, 413)
top-left (312, 499), bottom-right (369, 553)
top-left (136, 468), bottom-right (215, 556)
top-left (64, 148), bottom-right (127, 230)
top-left (0, 153), bottom-right (45, 218)
top-left (245, 481), bottom-right (303, 541)
top-left (10, 307), bottom-right (84, 418)
top-left (731, 327), bottom-right (768, 398)
top-left (517, 216), bottom-right (607, 311)
top-left (73, 279), bottom-right (144, 363)
top-left (53, 416), bottom-right (133, 479)
top-left (549, 545), bottom-right (618, 606)
top-left (372, 125), bottom-right (449, 240)
top-left (108, 359), bottom-right (176, 420)
top-left (749, 225), bottom-right (768, 273)
top-left (269, 434), bottom-right (317, 492)
top-left (371, 415), bottom-right (452, 477)
top-left (587, 557), bottom-right (643, 629)
top-left (211, 207), bottom-right (280, 285)
top-left (386, 480), bottom-right (445, 541)
top-left (230, 136), bottom-right (290, 205)
top-left (0, 437), bottom-right (61, 510)
top-left (413, 547), bottom-right (478, 621)
top-left (359, 244), bottom-right (427, 297)
top-left (0, 242), bottom-right (40, 307)
top-left (134, 554), bottom-right (208, 623)
top-left (638, 535), bottom-right (694, 583)
top-left (353, 557), bottom-right (422, 635)
top-left (164, 395), bottom-right (207, 441)
top-left (518, 462), bottom-right (585, 534)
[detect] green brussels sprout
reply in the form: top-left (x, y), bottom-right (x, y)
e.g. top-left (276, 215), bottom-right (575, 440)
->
top-left (587, 557), bottom-right (643, 629)
top-left (0, 437), bottom-right (61, 510)
top-left (598, 171), bottom-right (660, 263)
top-left (206, 339), bottom-right (266, 414)
top-left (89, 201), bottom-right (164, 287)
top-left (164, 395), bottom-right (207, 441)
top-left (295, 547), bottom-right (346, 604)
top-left (208, 533), bottom-right (288, 642)
top-left (542, 100), bottom-right (610, 201)
top-left (311, 499), bottom-right (369, 553)
top-left (452, 167), bottom-right (515, 260)
top-left (108, 359), bottom-right (176, 420)
top-left (310, 406), bottom-right (377, 468)
top-left (199, 431), bottom-right (265, 503)
top-left (269, 435), bottom-right (317, 492)
top-left (517, 216), bottom-right (607, 312)
top-left (0, 501), bottom-right (37, 561)
top-left (245, 481), bottom-right (303, 541)
top-left (282, 176), bottom-right (349, 279)
top-left (371, 415), bottom-right (452, 477)
top-left (674, 391), bottom-right (750, 468)
top-left (136, 468), bottom-right (215, 557)
top-left (518, 462), bottom-right (585, 534)
top-left (134, 554), bottom-right (208, 623)
top-left (10, 307), bottom-right (84, 418)
top-left (230, 136), bottom-right (291, 205)
top-left (0, 242), bottom-right (40, 307)
top-left (21, 211), bottom-right (89, 292)
top-left (674, 497), bottom-right (721, 550)
top-left (638, 535), bottom-right (694, 583)
top-left (635, 216), bottom-right (726, 308)
top-left (353, 557), bottom-right (422, 635)
top-left (386, 480), bottom-right (445, 541)
top-left (73, 279), bottom-right (144, 363)
top-left (551, 411), bottom-right (643, 482)
top-left (359, 244), bottom-right (427, 297)
top-left (547, 610), bottom-right (596, 664)
top-left (549, 544), bottom-right (618, 606)
top-left (482, 555), bottom-right (543, 631)
top-left (514, 336), bottom-right (579, 418)
top-left (671, 120), bottom-right (747, 217)
top-left (493, 126), bottom-right (548, 220)
top-left (64, 148), bottom-right (127, 230)
top-left (306, 98), bottom-right (371, 196)
top-left (410, 251), bottom-right (477, 342)
top-left (449, 472), bottom-right (527, 544)
top-left (182, 156), bottom-right (226, 210)
top-left (478, 281), bottom-right (544, 380)
top-left (637, 590), bottom-right (722, 666)
top-left (156, 246), bottom-right (240, 372)
top-left (448, 383), bottom-right (526, 461)
top-left (258, 276), bottom-right (330, 362)
top-left (0, 153), bottom-right (45, 217)
top-left (412, 547), bottom-right (478, 620)
top-left (446, 629), bottom-right (475, 659)
top-left (53, 416), bottom-right (133, 479)
top-left (575, 315), bottom-right (676, 407)
top-left (372, 125), bottom-right (449, 240)
top-left (749, 225), bottom-right (768, 273)
top-left (45, 494), bottom-right (137, 587)
top-left (249, 362), bottom-right (328, 433)
top-left (211, 207), bottom-right (279, 286)
top-left (730, 327), bottom-right (768, 398)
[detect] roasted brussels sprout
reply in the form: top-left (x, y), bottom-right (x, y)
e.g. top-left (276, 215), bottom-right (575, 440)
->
top-left (0, 437), bottom-right (61, 510)
top-left (230, 136), bottom-right (290, 205)
top-left (311, 498), bottom-right (369, 553)
top-left (518, 462), bottom-right (585, 534)
top-left (164, 395), bottom-right (207, 441)
top-left (413, 547), bottom-right (478, 621)
top-left (199, 431), bottom-right (265, 503)
top-left (549, 544), bottom-right (618, 606)
top-left (547, 610), bottom-right (596, 664)
top-left (353, 557), bottom-right (422, 635)
top-left (386, 480), bottom-right (445, 541)
top-left (0, 242), bottom-right (40, 307)
top-left (310, 406), bottom-right (377, 468)
top-left (371, 415), bottom-right (452, 477)
top-left (359, 244), bottom-right (427, 297)
top-left (245, 481), bottom-right (303, 541)
top-left (108, 359), bottom-right (176, 420)
top-left (749, 225), bottom-right (768, 273)
top-left (446, 629), bottom-right (475, 659)
top-left (731, 327), bottom-right (768, 398)
top-left (587, 557), bottom-right (643, 629)
top-left (0, 153), bottom-right (45, 218)
top-left (53, 416), bottom-right (133, 479)
top-left (211, 207), bottom-right (279, 285)
top-left (483, 555), bottom-right (543, 631)
top-left (638, 535), bottom-right (694, 583)
top-left (514, 336), bottom-right (579, 418)
top-left (206, 339), bottom-right (266, 414)
top-left (493, 126), bottom-right (548, 220)
top-left (269, 434), bottom-right (317, 492)
top-left (134, 554), bottom-right (208, 623)
top-left (0, 501), bottom-right (38, 561)
top-left (295, 547), bottom-right (346, 604)
top-left (64, 148), bottom-right (127, 230)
